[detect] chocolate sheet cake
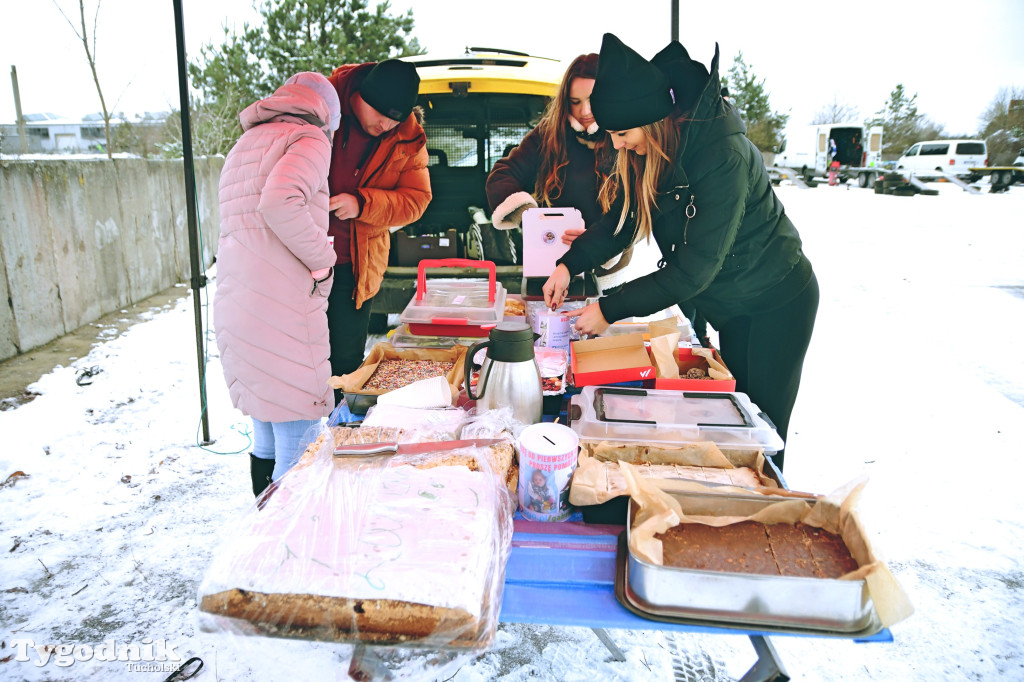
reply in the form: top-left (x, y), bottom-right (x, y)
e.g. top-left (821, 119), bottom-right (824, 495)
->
top-left (656, 521), bottom-right (858, 578)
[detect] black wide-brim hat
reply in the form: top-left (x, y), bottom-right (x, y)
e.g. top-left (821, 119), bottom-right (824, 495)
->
top-left (359, 59), bottom-right (420, 122)
top-left (590, 33), bottom-right (674, 131)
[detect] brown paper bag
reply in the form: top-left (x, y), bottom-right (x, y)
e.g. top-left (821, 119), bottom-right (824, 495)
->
top-left (692, 347), bottom-right (733, 381)
top-left (648, 318), bottom-right (682, 379)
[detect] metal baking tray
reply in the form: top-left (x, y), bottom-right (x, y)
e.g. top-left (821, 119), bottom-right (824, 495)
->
top-left (625, 492), bottom-right (876, 633)
top-left (615, 533), bottom-right (885, 639)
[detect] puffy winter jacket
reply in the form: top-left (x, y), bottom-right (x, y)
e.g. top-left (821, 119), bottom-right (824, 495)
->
top-left (214, 83), bottom-right (338, 422)
top-left (486, 123), bottom-right (609, 229)
top-left (558, 44), bottom-right (812, 325)
top-left (328, 63), bottom-right (432, 309)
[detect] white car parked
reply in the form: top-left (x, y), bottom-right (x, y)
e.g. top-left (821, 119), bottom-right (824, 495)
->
top-left (897, 139), bottom-right (987, 180)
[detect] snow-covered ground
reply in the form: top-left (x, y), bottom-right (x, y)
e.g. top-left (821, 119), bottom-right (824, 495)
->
top-left (1, 180), bottom-right (1023, 681)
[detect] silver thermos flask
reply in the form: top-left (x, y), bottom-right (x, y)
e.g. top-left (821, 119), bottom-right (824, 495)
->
top-left (465, 321), bottom-right (543, 425)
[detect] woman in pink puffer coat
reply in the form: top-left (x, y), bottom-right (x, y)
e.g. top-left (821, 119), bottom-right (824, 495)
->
top-left (214, 72), bottom-right (341, 497)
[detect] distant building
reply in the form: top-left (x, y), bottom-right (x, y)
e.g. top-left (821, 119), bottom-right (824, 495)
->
top-left (0, 111), bottom-right (169, 154)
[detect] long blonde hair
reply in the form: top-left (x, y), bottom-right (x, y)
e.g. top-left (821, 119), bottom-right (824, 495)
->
top-left (599, 115), bottom-right (684, 241)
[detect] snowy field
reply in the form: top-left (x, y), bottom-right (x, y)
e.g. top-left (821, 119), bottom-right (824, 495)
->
top-left (1, 179), bottom-right (1023, 681)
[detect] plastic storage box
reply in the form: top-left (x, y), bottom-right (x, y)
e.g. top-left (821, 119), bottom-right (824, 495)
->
top-left (568, 386), bottom-right (784, 454)
top-left (398, 259), bottom-right (507, 337)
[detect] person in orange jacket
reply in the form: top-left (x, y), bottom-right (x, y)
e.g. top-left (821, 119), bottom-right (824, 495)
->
top-left (325, 59), bottom-right (432, 383)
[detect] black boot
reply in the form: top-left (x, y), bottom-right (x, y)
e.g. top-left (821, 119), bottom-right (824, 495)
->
top-left (250, 454), bottom-right (275, 498)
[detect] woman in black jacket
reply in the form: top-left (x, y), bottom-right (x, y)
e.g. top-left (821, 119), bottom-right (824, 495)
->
top-left (544, 34), bottom-right (818, 469)
top-left (486, 53), bottom-right (660, 293)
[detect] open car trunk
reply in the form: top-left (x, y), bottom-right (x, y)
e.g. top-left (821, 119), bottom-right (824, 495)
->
top-left (397, 92), bottom-right (550, 265)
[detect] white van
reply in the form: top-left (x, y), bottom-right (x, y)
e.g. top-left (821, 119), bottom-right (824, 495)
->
top-left (773, 121), bottom-right (884, 186)
top-left (896, 139), bottom-right (987, 180)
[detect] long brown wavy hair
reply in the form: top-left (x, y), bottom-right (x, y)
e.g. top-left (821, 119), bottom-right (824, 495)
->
top-left (532, 54), bottom-right (611, 207)
top-left (599, 112), bottom-right (688, 241)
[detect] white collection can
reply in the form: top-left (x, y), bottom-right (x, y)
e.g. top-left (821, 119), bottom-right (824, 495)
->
top-left (517, 422), bottom-right (580, 521)
top-left (532, 308), bottom-right (572, 352)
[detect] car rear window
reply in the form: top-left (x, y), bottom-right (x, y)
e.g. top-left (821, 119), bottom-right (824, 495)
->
top-left (956, 142), bottom-right (985, 154)
top-left (920, 143), bottom-right (949, 156)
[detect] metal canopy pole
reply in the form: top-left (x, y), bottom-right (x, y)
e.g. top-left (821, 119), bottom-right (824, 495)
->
top-left (671, 0), bottom-right (679, 42)
top-left (172, 0), bottom-right (212, 444)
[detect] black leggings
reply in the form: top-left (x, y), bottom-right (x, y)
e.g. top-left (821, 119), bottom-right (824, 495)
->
top-left (326, 265), bottom-right (373, 400)
top-left (711, 273), bottom-right (819, 471)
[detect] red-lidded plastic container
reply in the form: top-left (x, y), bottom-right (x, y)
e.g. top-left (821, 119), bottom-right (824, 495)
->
top-left (399, 259), bottom-right (507, 337)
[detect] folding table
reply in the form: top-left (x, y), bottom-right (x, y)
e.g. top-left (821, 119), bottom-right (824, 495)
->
top-left (500, 519), bottom-right (891, 682)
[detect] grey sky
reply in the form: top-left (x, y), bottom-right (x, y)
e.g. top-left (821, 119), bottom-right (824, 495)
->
top-left (2, 0), bottom-right (1022, 134)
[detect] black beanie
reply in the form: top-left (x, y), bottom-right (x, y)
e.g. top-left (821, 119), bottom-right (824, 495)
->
top-left (651, 41), bottom-right (710, 113)
top-left (590, 33), bottom-right (674, 131)
top-left (358, 59), bottom-right (420, 121)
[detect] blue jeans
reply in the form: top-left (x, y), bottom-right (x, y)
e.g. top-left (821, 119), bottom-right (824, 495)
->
top-left (251, 418), bottom-right (321, 481)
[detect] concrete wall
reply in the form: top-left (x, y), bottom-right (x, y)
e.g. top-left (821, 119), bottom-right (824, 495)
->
top-left (0, 157), bottom-right (223, 361)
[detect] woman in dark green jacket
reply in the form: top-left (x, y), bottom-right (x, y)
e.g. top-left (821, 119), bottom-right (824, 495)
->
top-left (544, 33), bottom-right (818, 469)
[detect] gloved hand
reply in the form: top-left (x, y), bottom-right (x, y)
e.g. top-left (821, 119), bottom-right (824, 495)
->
top-left (491, 191), bottom-right (538, 230)
top-left (502, 201), bottom-right (533, 229)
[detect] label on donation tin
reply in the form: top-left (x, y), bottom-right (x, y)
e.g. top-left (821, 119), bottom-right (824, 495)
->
top-left (533, 308), bottom-right (572, 352)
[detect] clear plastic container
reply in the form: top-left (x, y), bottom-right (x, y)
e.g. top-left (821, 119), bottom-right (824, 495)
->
top-left (389, 324), bottom-right (483, 349)
top-left (569, 386), bottom-right (784, 453)
top-left (399, 260), bottom-right (507, 337)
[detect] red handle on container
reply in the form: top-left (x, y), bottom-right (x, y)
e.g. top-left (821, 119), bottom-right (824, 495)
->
top-left (428, 318), bottom-right (498, 328)
top-left (415, 258), bottom-right (497, 302)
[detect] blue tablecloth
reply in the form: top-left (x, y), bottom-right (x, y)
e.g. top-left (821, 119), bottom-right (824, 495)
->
top-left (500, 519), bottom-right (892, 643)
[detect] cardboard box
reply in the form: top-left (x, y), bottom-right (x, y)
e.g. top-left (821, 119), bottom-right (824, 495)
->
top-left (569, 333), bottom-right (656, 387)
top-left (645, 346), bottom-right (736, 392)
top-left (393, 229), bottom-right (458, 266)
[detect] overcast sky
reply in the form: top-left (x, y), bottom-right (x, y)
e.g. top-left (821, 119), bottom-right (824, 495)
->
top-left (2, 0), bottom-right (1022, 135)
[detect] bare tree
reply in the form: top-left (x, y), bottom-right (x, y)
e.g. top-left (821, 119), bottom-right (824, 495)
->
top-left (979, 86), bottom-right (1024, 164)
top-left (158, 97), bottom-right (243, 158)
top-left (811, 96), bottom-right (860, 124)
top-left (52, 0), bottom-right (114, 159)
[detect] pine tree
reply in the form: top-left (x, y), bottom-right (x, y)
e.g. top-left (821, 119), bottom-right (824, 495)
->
top-left (867, 84), bottom-right (943, 158)
top-left (185, 0), bottom-right (422, 154)
top-left (722, 52), bottom-right (789, 153)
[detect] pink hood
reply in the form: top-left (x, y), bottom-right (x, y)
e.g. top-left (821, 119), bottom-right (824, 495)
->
top-left (239, 83), bottom-right (334, 135)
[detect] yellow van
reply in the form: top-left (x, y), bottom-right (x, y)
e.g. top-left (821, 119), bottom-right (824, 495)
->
top-left (406, 48), bottom-right (562, 235)
top-left (372, 48), bottom-right (563, 323)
